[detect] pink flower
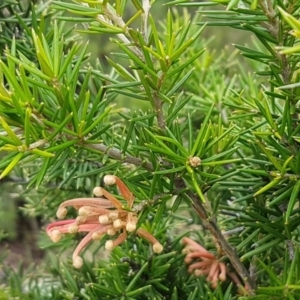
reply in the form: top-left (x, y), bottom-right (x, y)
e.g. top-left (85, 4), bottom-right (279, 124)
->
top-left (46, 175), bottom-right (163, 268)
top-left (182, 237), bottom-right (243, 289)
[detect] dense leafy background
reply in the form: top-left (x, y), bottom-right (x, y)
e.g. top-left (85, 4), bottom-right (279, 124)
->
top-left (1, 0), bottom-right (300, 299)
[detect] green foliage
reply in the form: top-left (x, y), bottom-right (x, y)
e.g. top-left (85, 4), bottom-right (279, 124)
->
top-left (1, 0), bottom-right (300, 299)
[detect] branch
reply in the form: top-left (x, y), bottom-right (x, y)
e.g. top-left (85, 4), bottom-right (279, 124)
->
top-left (100, 3), bottom-right (144, 60)
top-left (141, 0), bottom-right (151, 42)
top-left (0, 175), bottom-right (27, 184)
top-left (85, 143), bottom-right (154, 171)
top-left (258, 0), bottom-right (291, 84)
top-left (153, 94), bottom-right (166, 131)
top-left (153, 72), bottom-right (167, 131)
top-left (100, 1), bottom-right (166, 131)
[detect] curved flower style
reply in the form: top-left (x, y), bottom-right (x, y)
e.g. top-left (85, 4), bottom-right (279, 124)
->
top-left (182, 237), bottom-right (243, 289)
top-left (46, 175), bottom-right (163, 268)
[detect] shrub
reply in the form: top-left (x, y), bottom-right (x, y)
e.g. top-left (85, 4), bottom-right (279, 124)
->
top-left (1, 0), bottom-right (300, 299)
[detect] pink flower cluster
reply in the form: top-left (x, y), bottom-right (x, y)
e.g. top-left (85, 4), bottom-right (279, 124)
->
top-left (46, 175), bottom-right (163, 268)
top-left (183, 237), bottom-right (243, 289)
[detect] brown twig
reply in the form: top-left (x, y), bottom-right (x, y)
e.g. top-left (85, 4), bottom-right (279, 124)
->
top-left (153, 94), bottom-right (166, 131)
top-left (153, 71), bottom-right (167, 131)
top-left (85, 143), bottom-right (154, 171)
top-left (259, 0), bottom-right (291, 84)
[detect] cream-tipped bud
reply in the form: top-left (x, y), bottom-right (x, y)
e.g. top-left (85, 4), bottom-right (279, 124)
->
top-left (73, 256), bottom-right (83, 268)
top-left (78, 207), bottom-right (90, 216)
top-left (105, 240), bottom-right (114, 250)
top-left (218, 262), bottom-right (226, 281)
top-left (68, 224), bottom-right (79, 234)
top-left (50, 230), bottom-right (62, 242)
top-left (182, 247), bottom-right (189, 254)
top-left (219, 273), bottom-right (226, 282)
top-left (56, 207), bottom-right (67, 219)
top-left (76, 216), bottom-right (86, 224)
top-left (99, 215), bottom-right (110, 224)
top-left (107, 228), bottom-right (117, 236)
top-left (92, 231), bottom-right (103, 240)
top-left (104, 175), bottom-right (116, 186)
top-left (108, 211), bottom-right (119, 220)
top-left (153, 243), bottom-right (163, 253)
top-left (93, 187), bottom-right (103, 197)
top-left (126, 221), bottom-right (136, 232)
top-left (113, 219), bottom-right (125, 229)
top-left (184, 256), bottom-right (192, 264)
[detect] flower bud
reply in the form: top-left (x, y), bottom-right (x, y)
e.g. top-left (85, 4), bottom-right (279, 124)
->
top-left (218, 262), bottom-right (226, 281)
top-left (73, 256), bottom-right (83, 268)
top-left (108, 211), bottom-right (119, 220)
top-left (76, 216), bottom-right (86, 224)
top-left (50, 230), bottom-right (62, 242)
top-left (153, 243), bottom-right (163, 253)
top-left (219, 272), bottom-right (226, 281)
top-left (56, 207), bottom-right (67, 219)
top-left (113, 219), bottom-right (125, 229)
top-left (104, 175), bottom-right (116, 185)
top-left (126, 221), bottom-right (136, 232)
top-left (68, 224), bottom-right (79, 234)
top-left (105, 240), bottom-right (114, 250)
top-left (92, 231), bottom-right (103, 240)
top-left (107, 228), bottom-right (117, 236)
top-left (78, 207), bottom-right (90, 216)
top-left (99, 215), bottom-right (110, 224)
top-left (93, 187), bottom-right (103, 197)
